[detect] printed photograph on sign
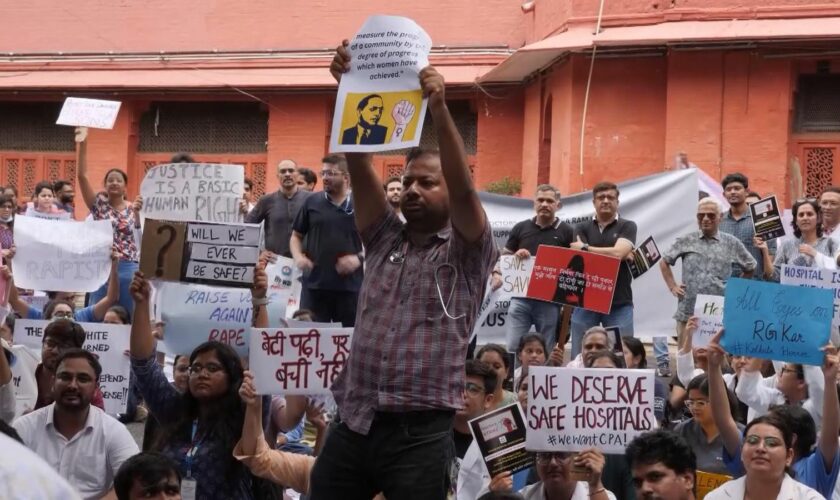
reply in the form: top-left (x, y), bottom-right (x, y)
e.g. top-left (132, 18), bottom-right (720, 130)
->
top-left (468, 403), bottom-right (533, 477)
top-left (748, 195), bottom-right (785, 241)
top-left (627, 236), bottom-right (661, 279)
top-left (526, 246), bottom-right (621, 314)
top-left (338, 91), bottom-right (423, 146)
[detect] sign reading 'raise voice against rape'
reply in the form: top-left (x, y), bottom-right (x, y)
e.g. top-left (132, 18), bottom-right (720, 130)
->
top-left (526, 366), bottom-right (656, 454)
top-left (722, 278), bottom-right (833, 366)
top-left (140, 163), bottom-right (244, 223)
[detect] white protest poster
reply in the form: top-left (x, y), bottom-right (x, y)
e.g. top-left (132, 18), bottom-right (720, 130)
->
top-left (526, 366), bottom-right (656, 453)
top-left (250, 328), bottom-right (353, 395)
top-left (693, 295), bottom-right (724, 348)
top-left (12, 320), bottom-right (130, 415)
top-left (330, 15), bottom-right (431, 153)
top-left (155, 281), bottom-right (289, 357)
top-left (265, 256), bottom-right (303, 319)
top-left (781, 265), bottom-right (840, 327)
top-left (12, 217), bottom-right (113, 292)
top-left (56, 97), bottom-right (122, 129)
top-left (470, 285), bottom-right (511, 344)
top-left (140, 163), bottom-right (244, 223)
top-left (499, 256), bottom-right (533, 299)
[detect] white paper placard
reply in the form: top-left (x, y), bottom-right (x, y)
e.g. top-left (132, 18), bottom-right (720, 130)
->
top-left (56, 97), bottom-right (122, 129)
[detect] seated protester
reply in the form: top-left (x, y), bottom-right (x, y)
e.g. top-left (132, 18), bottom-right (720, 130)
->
top-left (12, 349), bottom-right (138, 499)
top-left (707, 330), bottom-right (840, 498)
top-left (566, 326), bottom-right (611, 368)
top-left (621, 337), bottom-right (671, 428)
top-left (513, 334), bottom-right (547, 390)
top-left (142, 354), bottom-right (189, 452)
top-left (521, 450), bottom-right (616, 499)
top-left (674, 374), bottom-right (743, 476)
top-left (736, 355), bottom-right (824, 427)
top-left (129, 270), bottom-right (279, 500)
top-left (477, 343), bottom-right (518, 407)
top-left (456, 360), bottom-right (501, 499)
top-left (266, 395), bottom-right (328, 456)
top-left (115, 452), bottom-right (182, 500)
top-left (0, 431), bottom-right (83, 500)
top-left (626, 429), bottom-right (697, 500)
top-left (705, 414), bottom-right (823, 500)
top-left (6, 252), bottom-right (120, 323)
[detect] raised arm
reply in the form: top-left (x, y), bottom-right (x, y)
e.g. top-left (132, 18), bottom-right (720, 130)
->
top-left (238, 371), bottom-right (265, 456)
top-left (329, 41), bottom-right (389, 234)
top-left (707, 330), bottom-right (743, 456)
top-left (75, 127), bottom-right (97, 210)
top-left (819, 345), bottom-right (839, 468)
top-left (129, 271), bottom-right (155, 359)
top-left (252, 261), bottom-right (268, 329)
top-left (91, 253), bottom-right (120, 321)
top-left (421, 67), bottom-right (486, 243)
top-left (2, 267), bottom-right (33, 319)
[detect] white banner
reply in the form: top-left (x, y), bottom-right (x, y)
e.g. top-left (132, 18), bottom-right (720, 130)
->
top-left (693, 295), bottom-right (724, 348)
top-left (250, 328), bottom-right (353, 395)
top-left (781, 265), bottom-right (840, 327)
top-left (140, 163), bottom-right (244, 223)
top-left (12, 217), bottom-right (113, 292)
top-left (477, 169), bottom-right (697, 342)
top-left (526, 366), bottom-right (656, 453)
top-left (12, 320), bottom-right (130, 415)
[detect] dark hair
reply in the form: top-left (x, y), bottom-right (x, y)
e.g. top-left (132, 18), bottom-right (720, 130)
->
top-left (465, 359), bottom-right (498, 396)
top-left (746, 191), bottom-right (762, 199)
top-left (43, 299), bottom-right (76, 320)
top-left (153, 342), bottom-right (247, 483)
top-left (106, 305), bottom-right (130, 324)
top-left (356, 93), bottom-right (383, 111)
top-left (626, 429), bottom-right (697, 476)
top-left (721, 172), bottom-right (749, 190)
top-left (103, 168), bottom-right (129, 185)
top-left (687, 373), bottom-right (741, 422)
top-left (3, 186), bottom-right (17, 197)
top-left (115, 452), bottom-right (182, 500)
top-left (822, 186), bottom-right (840, 196)
top-left (291, 309), bottom-right (314, 320)
top-left (744, 413), bottom-right (796, 466)
top-left (33, 180), bottom-right (54, 198)
top-left (0, 194), bottom-right (13, 208)
top-left (53, 179), bottom-right (72, 193)
top-left (477, 492), bottom-right (525, 500)
top-left (476, 344), bottom-right (511, 371)
top-left (55, 348), bottom-right (102, 379)
top-left (405, 147), bottom-right (440, 165)
top-left (592, 181), bottom-right (619, 198)
top-left (767, 404), bottom-right (815, 459)
top-left (584, 349), bottom-right (622, 368)
top-left (170, 153), bottom-right (195, 163)
top-left (0, 419), bottom-right (22, 443)
top-left (3, 314), bottom-right (14, 335)
top-left (621, 337), bottom-right (647, 369)
top-left (321, 154), bottom-right (348, 173)
top-left (791, 199), bottom-right (823, 238)
top-left (243, 178), bottom-right (253, 190)
top-left (173, 354), bottom-right (186, 367)
top-left (384, 176), bottom-right (402, 191)
top-left (297, 167), bottom-right (317, 185)
top-left (43, 318), bottom-right (86, 348)
top-left (516, 334), bottom-right (547, 358)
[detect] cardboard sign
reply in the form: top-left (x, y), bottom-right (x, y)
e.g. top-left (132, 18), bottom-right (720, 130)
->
top-left (250, 328), bottom-right (353, 395)
top-left (140, 163), bottom-right (245, 223)
top-left (696, 471), bottom-right (732, 500)
top-left (749, 195), bottom-right (785, 241)
top-left (499, 256), bottom-right (534, 299)
top-left (526, 246), bottom-right (621, 314)
top-left (780, 264), bottom-right (840, 326)
top-left (468, 403), bottom-right (533, 477)
top-left (627, 236), bottom-right (661, 279)
top-left (721, 278), bottom-right (833, 366)
top-left (56, 97), bottom-right (122, 129)
top-left (693, 295), bottom-right (724, 348)
top-left (140, 219), bottom-right (260, 288)
top-left (12, 320), bottom-right (131, 415)
top-left (11, 216), bottom-right (113, 292)
top-left (526, 366), bottom-right (656, 453)
top-left (330, 15), bottom-right (431, 153)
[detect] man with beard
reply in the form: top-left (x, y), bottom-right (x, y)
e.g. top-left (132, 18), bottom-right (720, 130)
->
top-left (13, 349), bottom-right (138, 499)
top-left (383, 176), bottom-right (403, 217)
top-left (246, 159), bottom-right (311, 258)
top-left (626, 430), bottom-right (696, 500)
top-left (718, 173), bottom-right (774, 279)
top-left (342, 94), bottom-right (388, 145)
top-left (52, 179), bottom-right (75, 214)
top-left (290, 154), bottom-right (363, 326)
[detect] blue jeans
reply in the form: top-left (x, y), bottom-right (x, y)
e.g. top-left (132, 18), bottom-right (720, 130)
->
top-left (652, 336), bottom-right (670, 368)
top-left (88, 260), bottom-right (139, 318)
top-left (505, 298), bottom-right (561, 352)
top-left (570, 304), bottom-right (634, 358)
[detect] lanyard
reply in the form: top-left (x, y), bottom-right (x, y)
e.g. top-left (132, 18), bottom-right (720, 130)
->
top-left (185, 420), bottom-right (202, 479)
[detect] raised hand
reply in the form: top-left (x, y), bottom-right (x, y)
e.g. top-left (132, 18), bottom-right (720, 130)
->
top-left (239, 371), bottom-right (259, 407)
top-left (129, 271), bottom-right (151, 303)
top-left (330, 40), bottom-right (351, 83)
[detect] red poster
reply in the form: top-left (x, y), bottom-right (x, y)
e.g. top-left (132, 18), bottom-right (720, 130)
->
top-left (526, 245), bottom-right (621, 314)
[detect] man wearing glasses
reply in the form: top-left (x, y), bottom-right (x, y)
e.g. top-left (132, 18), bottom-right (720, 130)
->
top-left (518, 450), bottom-right (614, 499)
top-left (659, 197), bottom-right (755, 347)
top-left (245, 159), bottom-right (310, 258)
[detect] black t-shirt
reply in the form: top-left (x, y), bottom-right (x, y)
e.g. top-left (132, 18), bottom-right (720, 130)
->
top-left (574, 218), bottom-right (637, 307)
top-left (453, 429), bottom-right (473, 459)
top-left (504, 217), bottom-right (575, 254)
top-left (292, 192), bottom-right (363, 291)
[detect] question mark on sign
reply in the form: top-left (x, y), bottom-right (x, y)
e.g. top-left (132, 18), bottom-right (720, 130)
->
top-left (155, 224), bottom-right (176, 277)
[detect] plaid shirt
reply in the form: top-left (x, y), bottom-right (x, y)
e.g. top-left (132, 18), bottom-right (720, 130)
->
top-left (332, 210), bottom-right (498, 435)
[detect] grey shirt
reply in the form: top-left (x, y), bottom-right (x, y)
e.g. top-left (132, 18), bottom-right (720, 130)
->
top-left (663, 230), bottom-right (756, 321)
top-left (245, 189), bottom-right (311, 257)
top-left (674, 419), bottom-right (744, 476)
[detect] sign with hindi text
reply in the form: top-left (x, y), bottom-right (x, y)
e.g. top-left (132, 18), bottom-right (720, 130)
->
top-left (250, 328), bottom-right (353, 395)
top-left (526, 366), bottom-right (656, 453)
top-left (526, 246), bottom-right (620, 314)
top-left (56, 97), bottom-right (122, 129)
top-left (721, 278), bottom-right (832, 366)
top-left (140, 163), bottom-right (244, 223)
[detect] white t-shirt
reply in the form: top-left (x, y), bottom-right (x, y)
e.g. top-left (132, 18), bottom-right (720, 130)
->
top-left (0, 432), bottom-right (82, 500)
top-left (10, 344), bottom-right (40, 419)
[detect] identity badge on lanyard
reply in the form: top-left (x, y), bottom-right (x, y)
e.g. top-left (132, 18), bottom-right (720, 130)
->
top-left (182, 420), bottom-right (201, 500)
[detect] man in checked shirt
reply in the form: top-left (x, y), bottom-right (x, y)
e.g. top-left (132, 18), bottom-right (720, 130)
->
top-left (308, 41), bottom-right (499, 500)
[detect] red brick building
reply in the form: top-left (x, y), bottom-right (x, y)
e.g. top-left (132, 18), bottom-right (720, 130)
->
top-left (1, 0), bottom-right (839, 213)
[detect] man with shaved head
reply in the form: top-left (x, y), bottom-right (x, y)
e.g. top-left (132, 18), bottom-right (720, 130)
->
top-left (246, 159), bottom-right (311, 257)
